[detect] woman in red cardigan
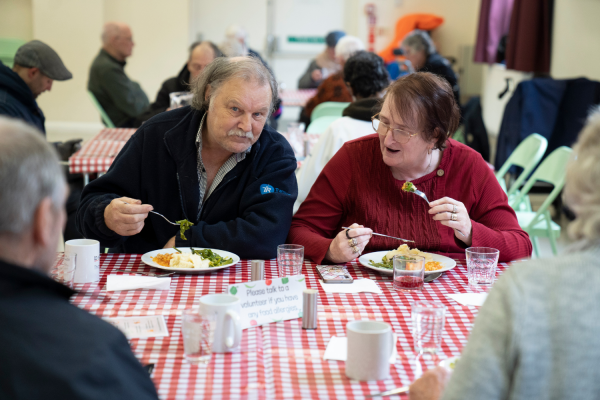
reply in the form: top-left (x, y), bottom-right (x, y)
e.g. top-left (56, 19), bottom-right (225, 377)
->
top-left (288, 72), bottom-right (532, 264)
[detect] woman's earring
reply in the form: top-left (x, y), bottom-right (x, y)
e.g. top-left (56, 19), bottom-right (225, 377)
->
top-left (428, 148), bottom-right (432, 155)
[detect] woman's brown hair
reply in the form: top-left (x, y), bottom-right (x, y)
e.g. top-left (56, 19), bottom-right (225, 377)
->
top-left (383, 72), bottom-right (460, 150)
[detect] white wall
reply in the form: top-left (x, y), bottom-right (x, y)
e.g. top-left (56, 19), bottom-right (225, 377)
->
top-left (0, 0), bottom-right (32, 40)
top-left (551, 0), bottom-right (600, 81)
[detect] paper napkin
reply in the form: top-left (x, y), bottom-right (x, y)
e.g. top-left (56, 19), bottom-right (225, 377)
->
top-left (319, 278), bottom-right (383, 294)
top-left (446, 293), bottom-right (488, 306)
top-left (323, 336), bottom-right (397, 363)
top-left (106, 275), bottom-right (171, 291)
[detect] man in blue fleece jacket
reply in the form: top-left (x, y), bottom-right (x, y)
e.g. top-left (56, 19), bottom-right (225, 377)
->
top-left (76, 57), bottom-right (297, 258)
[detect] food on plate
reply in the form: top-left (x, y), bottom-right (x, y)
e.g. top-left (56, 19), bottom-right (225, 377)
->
top-left (190, 248), bottom-right (233, 267)
top-left (176, 219), bottom-right (194, 240)
top-left (368, 244), bottom-right (443, 271)
top-left (170, 253), bottom-right (210, 269)
top-left (151, 248), bottom-right (234, 268)
top-left (151, 253), bottom-right (173, 267)
top-left (402, 182), bottom-right (416, 193)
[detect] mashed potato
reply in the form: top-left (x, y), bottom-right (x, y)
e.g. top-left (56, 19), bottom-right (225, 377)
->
top-left (385, 244), bottom-right (433, 262)
top-left (169, 253), bottom-right (210, 269)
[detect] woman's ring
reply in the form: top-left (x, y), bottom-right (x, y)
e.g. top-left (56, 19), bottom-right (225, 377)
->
top-left (452, 204), bottom-right (457, 213)
top-left (351, 238), bottom-right (358, 246)
top-left (345, 229), bottom-right (351, 239)
top-left (351, 245), bottom-right (360, 254)
top-left (451, 213), bottom-right (458, 221)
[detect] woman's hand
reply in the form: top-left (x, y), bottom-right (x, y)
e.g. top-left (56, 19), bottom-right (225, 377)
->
top-left (429, 197), bottom-right (473, 246)
top-left (325, 223), bottom-right (373, 264)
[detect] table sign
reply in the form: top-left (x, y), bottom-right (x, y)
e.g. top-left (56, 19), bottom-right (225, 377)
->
top-left (104, 315), bottom-right (169, 339)
top-left (228, 275), bottom-right (307, 329)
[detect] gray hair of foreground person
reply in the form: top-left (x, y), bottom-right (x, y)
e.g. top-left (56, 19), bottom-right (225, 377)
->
top-left (191, 56), bottom-right (279, 116)
top-left (0, 117), bottom-right (65, 235)
top-left (402, 30), bottom-right (436, 56)
top-left (565, 107), bottom-right (600, 243)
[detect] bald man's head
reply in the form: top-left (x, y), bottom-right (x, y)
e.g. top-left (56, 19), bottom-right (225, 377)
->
top-left (187, 41), bottom-right (221, 80)
top-left (101, 22), bottom-right (134, 61)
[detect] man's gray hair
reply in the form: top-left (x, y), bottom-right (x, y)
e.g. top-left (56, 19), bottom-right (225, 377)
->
top-left (191, 56), bottom-right (279, 116)
top-left (0, 117), bottom-right (65, 235)
top-left (402, 30), bottom-right (436, 56)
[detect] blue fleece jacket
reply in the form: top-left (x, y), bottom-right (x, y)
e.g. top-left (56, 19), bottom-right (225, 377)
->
top-left (76, 106), bottom-right (298, 259)
top-left (0, 61), bottom-right (45, 133)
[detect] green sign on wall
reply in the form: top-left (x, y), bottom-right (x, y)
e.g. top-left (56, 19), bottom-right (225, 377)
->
top-left (287, 36), bottom-right (325, 44)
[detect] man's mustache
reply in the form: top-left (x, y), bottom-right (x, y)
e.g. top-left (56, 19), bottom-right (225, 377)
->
top-left (227, 129), bottom-right (254, 139)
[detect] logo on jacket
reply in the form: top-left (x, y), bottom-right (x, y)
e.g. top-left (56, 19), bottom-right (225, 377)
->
top-left (260, 184), bottom-right (291, 196)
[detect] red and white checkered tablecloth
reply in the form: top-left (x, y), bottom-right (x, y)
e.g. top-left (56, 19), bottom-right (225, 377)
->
top-left (280, 89), bottom-right (317, 107)
top-left (69, 254), bottom-right (508, 399)
top-left (69, 128), bottom-right (137, 174)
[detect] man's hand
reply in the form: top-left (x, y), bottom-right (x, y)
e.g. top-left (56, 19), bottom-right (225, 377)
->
top-left (311, 69), bottom-right (323, 82)
top-left (104, 197), bottom-right (153, 236)
top-left (163, 236), bottom-right (176, 249)
top-left (409, 366), bottom-right (451, 400)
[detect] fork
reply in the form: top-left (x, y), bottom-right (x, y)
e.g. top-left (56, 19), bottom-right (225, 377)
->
top-left (411, 189), bottom-right (430, 205)
top-left (122, 201), bottom-right (179, 226)
top-left (114, 269), bottom-right (175, 277)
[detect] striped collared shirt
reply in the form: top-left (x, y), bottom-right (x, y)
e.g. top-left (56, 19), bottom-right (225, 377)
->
top-left (195, 113), bottom-right (251, 217)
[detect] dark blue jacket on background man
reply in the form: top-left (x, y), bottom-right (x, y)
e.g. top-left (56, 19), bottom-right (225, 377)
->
top-left (76, 106), bottom-right (298, 258)
top-left (0, 61), bottom-right (45, 133)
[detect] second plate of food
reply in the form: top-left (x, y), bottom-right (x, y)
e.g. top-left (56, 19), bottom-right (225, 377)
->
top-left (358, 251), bottom-right (456, 276)
top-left (142, 247), bottom-right (240, 274)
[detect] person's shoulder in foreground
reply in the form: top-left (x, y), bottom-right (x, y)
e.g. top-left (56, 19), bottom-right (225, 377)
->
top-left (0, 261), bottom-right (158, 400)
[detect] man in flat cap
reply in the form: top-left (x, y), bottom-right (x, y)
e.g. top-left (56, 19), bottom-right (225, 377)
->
top-left (88, 22), bottom-right (149, 128)
top-left (0, 40), bottom-right (72, 134)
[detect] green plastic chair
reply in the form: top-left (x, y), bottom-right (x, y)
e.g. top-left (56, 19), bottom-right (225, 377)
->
top-left (306, 116), bottom-right (340, 134)
top-left (495, 133), bottom-right (548, 196)
top-left (88, 91), bottom-right (115, 128)
top-left (0, 38), bottom-right (26, 68)
top-left (311, 102), bottom-right (350, 121)
top-left (510, 146), bottom-right (572, 257)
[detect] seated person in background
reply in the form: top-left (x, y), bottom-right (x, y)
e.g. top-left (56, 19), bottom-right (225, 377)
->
top-left (140, 41), bottom-right (223, 121)
top-left (0, 40), bottom-right (72, 134)
top-left (408, 107), bottom-right (600, 400)
top-left (298, 30), bottom-right (345, 89)
top-left (294, 51), bottom-right (389, 213)
top-left (223, 25), bottom-right (268, 66)
top-left (401, 30), bottom-right (460, 106)
top-left (288, 72), bottom-right (531, 264)
top-left (299, 35), bottom-right (365, 126)
top-left (88, 22), bottom-right (149, 128)
top-left (77, 57), bottom-right (297, 258)
top-left (386, 48), bottom-right (415, 80)
top-left (0, 117), bottom-right (158, 400)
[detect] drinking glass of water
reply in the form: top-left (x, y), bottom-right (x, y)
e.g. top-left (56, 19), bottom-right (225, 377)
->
top-left (277, 244), bottom-right (304, 277)
top-left (466, 247), bottom-right (500, 289)
top-left (411, 301), bottom-right (446, 354)
top-left (393, 255), bottom-right (425, 292)
top-left (182, 309), bottom-right (215, 364)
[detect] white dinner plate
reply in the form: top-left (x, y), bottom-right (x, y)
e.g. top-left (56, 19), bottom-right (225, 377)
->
top-left (141, 247), bottom-right (240, 274)
top-left (358, 251), bottom-right (457, 276)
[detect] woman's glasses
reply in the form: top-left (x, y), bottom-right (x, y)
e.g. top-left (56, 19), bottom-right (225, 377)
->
top-left (371, 113), bottom-right (420, 144)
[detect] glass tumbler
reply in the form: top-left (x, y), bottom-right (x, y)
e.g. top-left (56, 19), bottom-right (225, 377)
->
top-left (277, 244), bottom-right (304, 277)
top-left (50, 253), bottom-right (76, 289)
top-left (182, 309), bottom-right (216, 364)
top-left (393, 255), bottom-right (426, 292)
top-left (411, 301), bottom-right (446, 354)
top-left (466, 247), bottom-right (500, 289)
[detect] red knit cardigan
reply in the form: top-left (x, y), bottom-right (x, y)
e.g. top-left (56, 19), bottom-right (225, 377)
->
top-left (288, 135), bottom-right (532, 264)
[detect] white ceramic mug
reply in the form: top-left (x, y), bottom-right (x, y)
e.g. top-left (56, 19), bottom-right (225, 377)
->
top-left (346, 320), bottom-right (395, 381)
top-left (198, 294), bottom-right (242, 353)
top-left (65, 239), bottom-right (100, 283)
